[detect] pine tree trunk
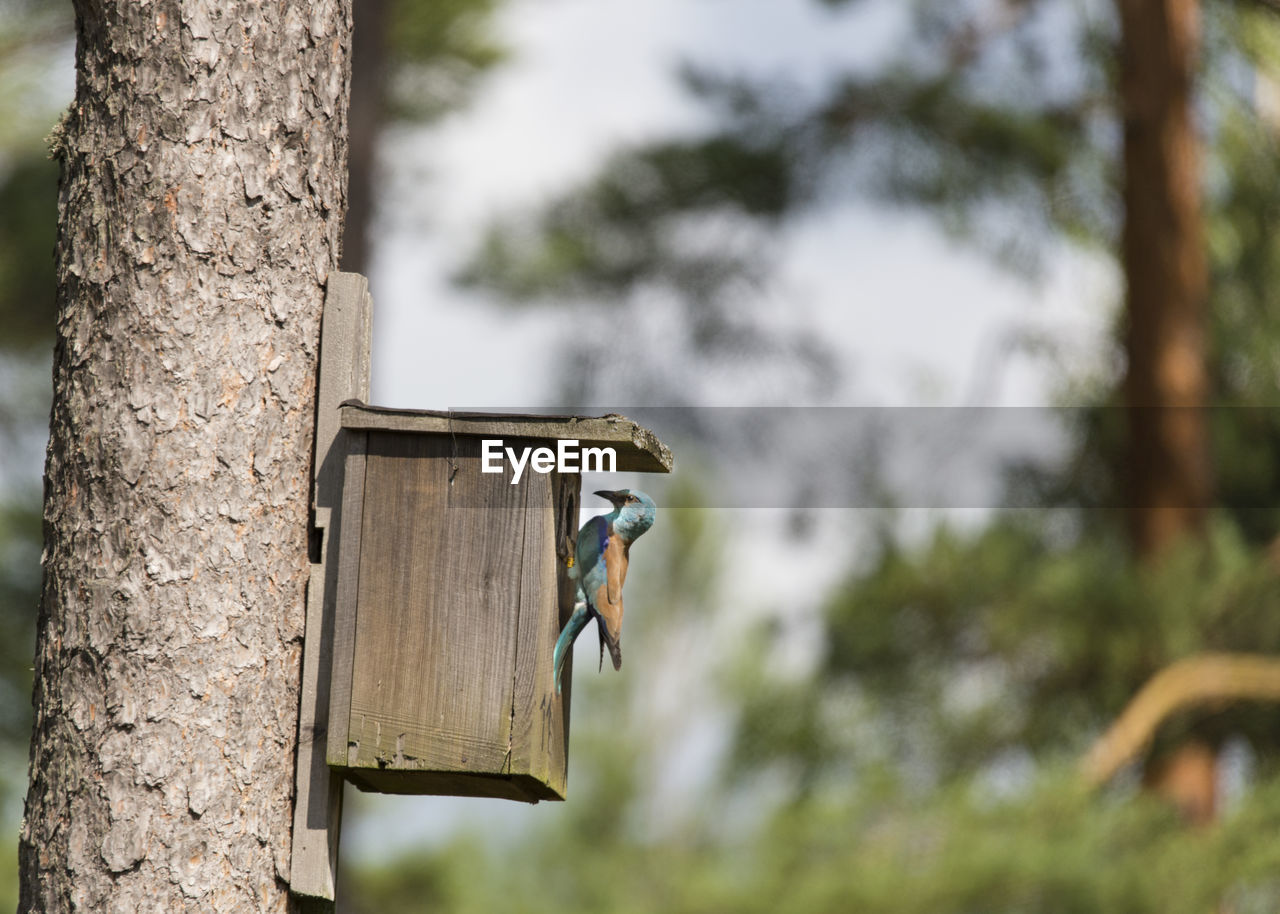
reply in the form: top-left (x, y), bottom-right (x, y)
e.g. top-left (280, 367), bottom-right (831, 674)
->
top-left (340, 0), bottom-right (389, 275)
top-left (1117, 0), bottom-right (1210, 558)
top-left (20, 2), bottom-right (351, 911)
top-left (1116, 0), bottom-right (1217, 825)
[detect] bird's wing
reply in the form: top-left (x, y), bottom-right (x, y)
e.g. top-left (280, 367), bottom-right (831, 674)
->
top-left (590, 534), bottom-right (628, 672)
top-left (603, 532), bottom-right (627, 609)
top-left (593, 594), bottom-right (623, 672)
top-left (578, 516), bottom-right (626, 671)
top-left (575, 515), bottom-right (609, 582)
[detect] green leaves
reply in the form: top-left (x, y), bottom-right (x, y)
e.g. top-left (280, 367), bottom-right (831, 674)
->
top-left (384, 0), bottom-right (507, 122)
top-left (809, 514), bottom-right (1280, 777)
top-left (461, 135), bottom-right (795, 303)
top-left (0, 152), bottom-right (57, 353)
top-left (351, 2), bottom-right (1280, 911)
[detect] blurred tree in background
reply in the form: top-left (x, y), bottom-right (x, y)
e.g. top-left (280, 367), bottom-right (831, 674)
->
top-left (352, 0), bottom-right (1280, 911)
top-left (342, 0), bottom-right (506, 273)
top-left (7, 0), bottom-right (1280, 909)
top-left (0, 2), bottom-right (70, 907)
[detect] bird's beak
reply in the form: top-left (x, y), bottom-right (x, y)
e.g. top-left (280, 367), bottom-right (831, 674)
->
top-left (594, 489), bottom-right (623, 504)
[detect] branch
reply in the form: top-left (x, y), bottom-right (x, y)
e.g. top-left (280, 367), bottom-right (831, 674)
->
top-left (1081, 653), bottom-right (1280, 787)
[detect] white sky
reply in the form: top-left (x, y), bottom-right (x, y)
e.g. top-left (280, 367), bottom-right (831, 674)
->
top-left (371, 0), bottom-right (1116, 411)
top-left (347, 0), bottom-right (1117, 860)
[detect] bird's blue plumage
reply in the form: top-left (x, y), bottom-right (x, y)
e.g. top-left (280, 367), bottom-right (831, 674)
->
top-left (553, 489), bottom-right (657, 692)
top-left (576, 515), bottom-right (609, 586)
top-left (553, 601), bottom-right (590, 691)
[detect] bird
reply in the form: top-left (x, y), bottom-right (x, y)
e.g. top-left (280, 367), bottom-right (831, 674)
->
top-left (553, 489), bottom-right (657, 692)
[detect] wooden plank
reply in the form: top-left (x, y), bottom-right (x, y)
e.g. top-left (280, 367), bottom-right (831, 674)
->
top-left (553, 472), bottom-right (580, 774)
top-left (553, 471), bottom-right (581, 573)
top-left (290, 272), bottom-right (372, 903)
top-left (344, 434), bottom-right (524, 776)
top-left (325, 432), bottom-right (368, 767)
top-left (338, 402), bottom-right (674, 474)
top-left (342, 767), bottom-right (560, 801)
top-left (507, 469), bottom-right (571, 798)
top-left (314, 274), bottom-right (373, 527)
top-left (288, 566), bottom-right (345, 902)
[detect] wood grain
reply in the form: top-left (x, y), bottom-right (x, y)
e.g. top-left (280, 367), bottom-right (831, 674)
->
top-left (347, 436), bottom-right (519, 770)
top-left (325, 432), bottom-right (368, 768)
top-left (291, 272), bottom-right (372, 901)
top-left (328, 432), bottom-right (579, 801)
top-left (508, 470), bottom-right (569, 796)
top-left (313, 274), bottom-right (373, 531)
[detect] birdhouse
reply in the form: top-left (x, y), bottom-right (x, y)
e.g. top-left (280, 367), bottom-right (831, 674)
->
top-left (324, 403), bottom-right (672, 802)
top-left (288, 273), bottom-right (674, 902)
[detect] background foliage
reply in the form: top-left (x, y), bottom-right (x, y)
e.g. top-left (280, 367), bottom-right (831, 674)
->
top-left (6, 0), bottom-right (1280, 911)
top-left (352, 0), bottom-right (1280, 909)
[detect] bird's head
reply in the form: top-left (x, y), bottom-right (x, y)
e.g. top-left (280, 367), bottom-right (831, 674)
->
top-left (595, 489), bottom-right (657, 541)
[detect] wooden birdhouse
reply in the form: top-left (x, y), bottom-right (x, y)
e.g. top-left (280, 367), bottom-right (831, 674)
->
top-left (288, 273), bottom-right (673, 902)
top-left (326, 403), bottom-right (671, 801)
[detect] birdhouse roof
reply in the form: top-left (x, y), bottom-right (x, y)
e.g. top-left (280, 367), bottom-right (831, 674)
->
top-left (338, 401), bottom-right (674, 474)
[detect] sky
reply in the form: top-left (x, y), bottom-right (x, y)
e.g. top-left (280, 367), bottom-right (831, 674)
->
top-left (369, 0), bottom-right (1117, 412)
top-left (345, 0), bottom-right (1116, 860)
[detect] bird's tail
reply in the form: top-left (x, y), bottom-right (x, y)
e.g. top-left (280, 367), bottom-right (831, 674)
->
top-left (597, 623), bottom-right (622, 673)
top-left (553, 600), bottom-right (590, 694)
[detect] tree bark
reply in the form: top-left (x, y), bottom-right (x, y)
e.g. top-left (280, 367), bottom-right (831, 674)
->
top-left (1117, 0), bottom-right (1211, 558)
top-left (20, 1), bottom-right (351, 911)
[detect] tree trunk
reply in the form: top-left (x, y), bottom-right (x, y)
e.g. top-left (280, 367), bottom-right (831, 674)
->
top-left (340, 0), bottom-right (389, 275)
top-left (20, 1), bottom-right (351, 911)
top-left (1117, 0), bottom-right (1211, 559)
top-left (1143, 740), bottom-right (1217, 827)
top-left (1116, 0), bottom-right (1216, 825)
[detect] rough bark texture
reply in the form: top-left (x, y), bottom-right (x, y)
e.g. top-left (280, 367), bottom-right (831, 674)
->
top-left (1117, 0), bottom-right (1210, 558)
top-left (20, 1), bottom-right (351, 912)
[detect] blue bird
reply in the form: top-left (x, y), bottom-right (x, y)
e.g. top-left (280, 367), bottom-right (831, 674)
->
top-left (553, 489), bottom-right (657, 692)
